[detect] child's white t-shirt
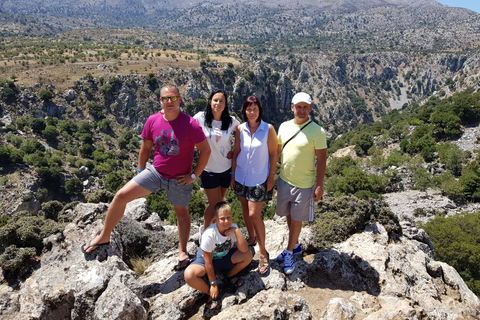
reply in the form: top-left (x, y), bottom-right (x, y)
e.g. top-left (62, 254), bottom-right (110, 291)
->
top-left (200, 223), bottom-right (238, 260)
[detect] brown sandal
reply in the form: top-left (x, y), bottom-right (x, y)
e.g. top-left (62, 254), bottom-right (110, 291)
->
top-left (258, 252), bottom-right (270, 274)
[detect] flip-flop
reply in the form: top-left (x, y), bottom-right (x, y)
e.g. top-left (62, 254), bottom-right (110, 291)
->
top-left (173, 257), bottom-right (193, 271)
top-left (81, 240), bottom-right (110, 254)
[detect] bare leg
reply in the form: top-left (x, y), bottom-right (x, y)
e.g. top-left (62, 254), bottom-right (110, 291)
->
top-left (248, 201), bottom-right (267, 256)
top-left (287, 218), bottom-right (303, 252)
top-left (84, 180), bottom-right (151, 253)
top-left (203, 187), bottom-right (227, 230)
top-left (226, 249), bottom-right (253, 278)
top-left (174, 205), bottom-right (191, 261)
top-left (184, 264), bottom-right (210, 294)
top-left (239, 196), bottom-right (256, 242)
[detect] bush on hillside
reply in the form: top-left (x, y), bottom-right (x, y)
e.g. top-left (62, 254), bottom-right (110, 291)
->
top-left (0, 245), bottom-right (37, 279)
top-left (422, 212), bottom-right (480, 297)
top-left (0, 212), bottom-right (64, 255)
top-left (312, 196), bottom-right (401, 249)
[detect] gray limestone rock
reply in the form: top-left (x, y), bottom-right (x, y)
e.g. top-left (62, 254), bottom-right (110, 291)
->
top-left (0, 202), bottom-right (478, 320)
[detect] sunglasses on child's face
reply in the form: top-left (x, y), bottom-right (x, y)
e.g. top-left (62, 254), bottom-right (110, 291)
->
top-left (160, 96), bottom-right (179, 102)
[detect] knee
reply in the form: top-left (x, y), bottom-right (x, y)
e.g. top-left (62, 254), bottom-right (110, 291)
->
top-left (246, 249), bottom-right (253, 263)
top-left (248, 210), bottom-right (259, 220)
top-left (184, 267), bottom-right (195, 284)
top-left (112, 187), bottom-right (130, 203)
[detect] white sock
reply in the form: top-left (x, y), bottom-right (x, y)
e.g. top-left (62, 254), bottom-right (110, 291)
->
top-left (294, 243), bottom-right (300, 249)
top-left (286, 250), bottom-right (293, 254)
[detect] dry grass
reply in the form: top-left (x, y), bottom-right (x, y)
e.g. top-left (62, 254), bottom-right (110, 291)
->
top-left (0, 28), bottom-right (244, 90)
top-left (129, 255), bottom-right (155, 277)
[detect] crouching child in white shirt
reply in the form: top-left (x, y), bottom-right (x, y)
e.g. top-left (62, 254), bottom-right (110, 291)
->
top-left (184, 201), bottom-right (253, 313)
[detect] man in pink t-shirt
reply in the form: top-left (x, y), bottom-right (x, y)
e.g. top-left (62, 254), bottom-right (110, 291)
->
top-left (82, 84), bottom-right (211, 271)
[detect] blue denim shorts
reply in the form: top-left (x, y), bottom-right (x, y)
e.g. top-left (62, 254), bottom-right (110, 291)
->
top-left (191, 247), bottom-right (237, 271)
top-left (132, 162), bottom-right (192, 207)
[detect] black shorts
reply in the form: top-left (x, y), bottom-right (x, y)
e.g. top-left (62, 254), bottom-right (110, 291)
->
top-left (200, 169), bottom-right (231, 189)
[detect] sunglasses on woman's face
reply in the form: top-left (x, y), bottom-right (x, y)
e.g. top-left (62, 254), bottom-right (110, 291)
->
top-left (160, 96), bottom-right (179, 102)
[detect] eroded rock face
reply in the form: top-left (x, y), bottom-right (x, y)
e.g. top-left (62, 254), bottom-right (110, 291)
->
top-left (0, 202), bottom-right (478, 320)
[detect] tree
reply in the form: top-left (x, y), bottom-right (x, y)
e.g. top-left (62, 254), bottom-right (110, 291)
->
top-left (42, 125), bottom-right (59, 142)
top-left (65, 178), bottom-right (84, 196)
top-left (38, 89), bottom-right (54, 101)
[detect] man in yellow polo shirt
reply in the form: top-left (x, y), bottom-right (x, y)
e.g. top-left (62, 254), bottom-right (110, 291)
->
top-left (275, 92), bottom-right (327, 274)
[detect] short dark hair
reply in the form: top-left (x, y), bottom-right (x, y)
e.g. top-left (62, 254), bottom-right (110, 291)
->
top-left (214, 201), bottom-right (231, 217)
top-left (241, 96), bottom-right (262, 123)
top-left (161, 83), bottom-right (180, 96)
top-left (205, 89), bottom-right (232, 131)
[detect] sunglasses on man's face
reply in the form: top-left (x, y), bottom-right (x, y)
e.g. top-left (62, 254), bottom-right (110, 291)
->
top-left (160, 96), bottom-right (179, 102)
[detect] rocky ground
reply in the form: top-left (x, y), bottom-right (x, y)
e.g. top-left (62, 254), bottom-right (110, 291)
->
top-left (0, 198), bottom-right (478, 320)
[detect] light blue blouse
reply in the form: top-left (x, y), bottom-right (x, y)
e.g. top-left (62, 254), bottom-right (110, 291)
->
top-left (235, 120), bottom-right (270, 187)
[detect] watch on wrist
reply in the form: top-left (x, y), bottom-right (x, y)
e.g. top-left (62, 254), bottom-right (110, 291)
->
top-left (190, 173), bottom-right (196, 179)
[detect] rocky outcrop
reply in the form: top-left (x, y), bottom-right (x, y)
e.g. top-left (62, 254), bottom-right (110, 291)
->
top-left (0, 200), bottom-right (478, 320)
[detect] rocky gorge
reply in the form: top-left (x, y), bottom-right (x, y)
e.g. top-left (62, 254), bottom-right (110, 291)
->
top-left (0, 196), bottom-right (478, 320)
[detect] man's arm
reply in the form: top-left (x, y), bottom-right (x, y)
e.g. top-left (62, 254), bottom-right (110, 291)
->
top-left (177, 139), bottom-right (211, 185)
top-left (314, 148), bottom-right (327, 202)
top-left (137, 139), bottom-right (153, 171)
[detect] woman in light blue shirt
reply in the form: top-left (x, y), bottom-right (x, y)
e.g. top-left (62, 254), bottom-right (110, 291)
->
top-left (230, 96), bottom-right (278, 274)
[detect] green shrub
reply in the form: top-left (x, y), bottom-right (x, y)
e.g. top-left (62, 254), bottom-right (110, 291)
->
top-left (437, 143), bottom-right (465, 176)
top-left (325, 167), bottom-right (387, 197)
top-left (312, 196), bottom-right (401, 249)
top-left (36, 166), bottom-right (61, 190)
top-left (40, 201), bottom-right (64, 221)
top-left (42, 125), bottom-right (59, 141)
top-left (326, 156), bottom-right (357, 177)
top-left (0, 245), bottom-right (37, 278)
top-left (105, 172), bottom-right (124, 193)
top-left (146, 191), bottom-right (173, 220)
top-left (65, 178), bottom-right (83, 196)
top-left (21, 139), bottom-right (45, 154)
top-left (0, 214), bottom-right (64, 254)
top-left (86, 190), bottom-right (114, 203)
top-left (422, 212), bottom-right (480, 297)
top-left (38, 89), bottom-right (54, 101)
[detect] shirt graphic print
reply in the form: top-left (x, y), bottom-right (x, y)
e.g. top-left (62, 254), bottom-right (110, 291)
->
top-left (213, 239), bottom-right (233, 259)
top-left (155, 129), bottom-right (179, 156)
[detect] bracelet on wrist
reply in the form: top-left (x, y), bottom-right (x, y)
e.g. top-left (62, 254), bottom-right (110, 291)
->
top-left (137, 169), bottom-right (143, 172)
top-left (210, 280), bottom-right (217, 285)
top-left (270, 171), bottom-right (275, 174)
top-left (230, 172), bottom-right (235, 175)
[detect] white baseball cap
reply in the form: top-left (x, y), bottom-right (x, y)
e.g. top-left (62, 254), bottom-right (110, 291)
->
top-left (292, 92), bottom-right (312, 105)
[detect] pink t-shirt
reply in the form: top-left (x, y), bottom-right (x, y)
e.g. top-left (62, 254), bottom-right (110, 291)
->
top-left (141, 112), bottom-right (206, 179)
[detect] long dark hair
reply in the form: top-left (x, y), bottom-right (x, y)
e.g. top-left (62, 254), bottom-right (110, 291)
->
top-left (241, 96), bottom-right (262, 123)
top-left (205, 89), bottom-right (232, 131)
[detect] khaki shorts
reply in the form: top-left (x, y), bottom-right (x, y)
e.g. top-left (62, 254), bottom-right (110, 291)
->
top-left (275, 177), bottom-right (314, 222)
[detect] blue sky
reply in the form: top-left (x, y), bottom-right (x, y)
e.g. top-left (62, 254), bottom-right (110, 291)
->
top-left (436, 0), bottom-right (480, 13)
